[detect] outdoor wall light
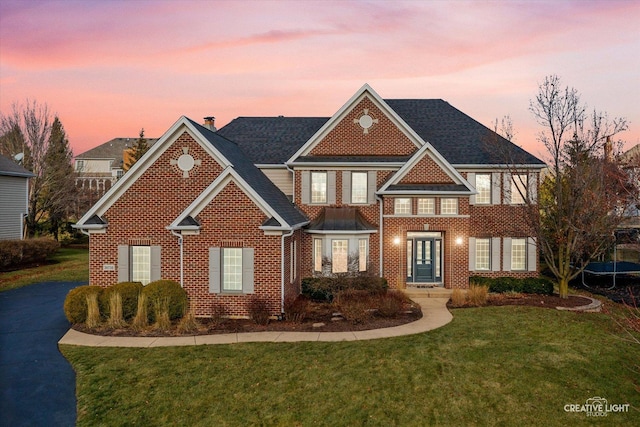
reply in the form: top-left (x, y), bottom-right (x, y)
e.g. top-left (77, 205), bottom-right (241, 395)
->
top-left (455, 237), bottom-right (463, 245)
top-left (393, 237), bottom-right (401, 245)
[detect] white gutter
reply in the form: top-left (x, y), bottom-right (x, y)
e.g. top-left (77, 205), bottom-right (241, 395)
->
top-left (170, 230), bottom-right (184, 288)
top-left (376, 194), bottom-right (384, 277)
top-left (281, 229), bottom-right (295, 313)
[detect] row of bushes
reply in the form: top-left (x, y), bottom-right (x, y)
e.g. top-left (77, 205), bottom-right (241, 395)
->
top-left (301, 276), bottom-right (388, 302)
top-left (0, 237), bottom-right (60, 271)
top-left (64, 280), bottom-right (187, 325)
top-left (470, 276), bottom-right (554, 295)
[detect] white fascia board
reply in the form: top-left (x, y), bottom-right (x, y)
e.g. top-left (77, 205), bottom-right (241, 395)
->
top-left (255, 164), bottom-right (287, 169)
top-left (165, 224), bottom-right (200, 232)
top-left (171, 168), bottom-right (291, 230)
top-left (76, 116), bottom-right (232, 227)
top-left (287, 84), bottom-right (424, 163)
top-left (72, 223), bottom-right (107, 230)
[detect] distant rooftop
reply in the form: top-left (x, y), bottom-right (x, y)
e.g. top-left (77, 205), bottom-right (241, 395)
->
top-left (76, 137), bottom-right (159, 160)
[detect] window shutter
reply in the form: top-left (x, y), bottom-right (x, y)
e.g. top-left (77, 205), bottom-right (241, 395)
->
top-left (492, 173), bottom-right (501, 205)
top-left (242, 248), bottom-right (254, 294)
top-left (209, 247), bottom-right (220, 293)
top-left (301, 171), bottom-right (310, 204)
top-left (528, 172), bottom-right (538, 203)
top-left (527, 237), bottom-right (537, 272)
top-left (503, 238), bottom-right (512, 271)
top-left (150, 246), bottom-right (161, 282)
top-left (468, 237), bottom-right (476, 270)
top-left (503, 173), bottom-right (512, 205)
top-left (468, 173), bottom-right (476, 205)
top-left (117, 245), bottom-right (129, 283)
top-left (367, 171), bottom-right (376, 204)
top-left (491, 237), bottom-right (501, 271)
top-left (342, 171), bottom-right (351, 204)
top-left (327, 171), bottom-right (336, 205)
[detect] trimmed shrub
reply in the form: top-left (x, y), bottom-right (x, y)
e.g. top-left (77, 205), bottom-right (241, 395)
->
top-left (142, 280), bottom-right (187, 322)
top-left (522, 277), bottom-right (554, 295)
top-left (474, 276), bottom-right (555, 295)
top-left (334, 289), bottom-right (375, 324)
top-left (100, 282), bottom-right (143, 320)
top-left (302, 276), bottom-right (388, 302)
top-left (0, 237), bottom-right (60, 271)
top-left (247, 295), bottom-right (271, 325)
top-left (63, 285), bottom-right (103, 323)
top-left (284, 294), bottom-right (309, 323)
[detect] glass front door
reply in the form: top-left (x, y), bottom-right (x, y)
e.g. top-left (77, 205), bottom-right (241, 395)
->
top-left (407, 236), bottom-right (442, 283)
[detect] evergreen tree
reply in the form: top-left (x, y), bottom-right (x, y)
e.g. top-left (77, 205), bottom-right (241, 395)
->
top-left (124, 128), bottom-right (149, 171)
top-left (42, 116), bottom-right (76, 240)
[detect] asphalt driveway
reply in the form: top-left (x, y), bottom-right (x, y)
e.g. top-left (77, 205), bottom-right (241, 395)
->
top-left (0, 281), bottom-right (81, 427)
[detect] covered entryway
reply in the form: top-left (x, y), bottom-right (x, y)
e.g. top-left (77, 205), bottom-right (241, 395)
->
top-left (407, 232), bottom-right (442, 285)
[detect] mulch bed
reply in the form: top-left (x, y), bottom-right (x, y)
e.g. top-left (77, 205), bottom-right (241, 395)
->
top-left (72, 293), bottom-right (596, 338)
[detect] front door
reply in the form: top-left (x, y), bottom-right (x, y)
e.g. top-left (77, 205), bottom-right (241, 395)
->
top-left (414, 239), bottom-right (434, 282)
top-left (407, 236), bottom-right (442, 283)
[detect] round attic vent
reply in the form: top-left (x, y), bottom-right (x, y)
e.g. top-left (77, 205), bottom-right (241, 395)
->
top-left (177, 154), bottom-right (195, 172)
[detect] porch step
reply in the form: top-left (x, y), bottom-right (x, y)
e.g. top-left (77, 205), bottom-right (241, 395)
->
top-left (402, 287), bottom-right (453, 299)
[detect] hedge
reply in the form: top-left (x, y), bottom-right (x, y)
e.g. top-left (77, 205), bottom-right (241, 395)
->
top-left (470, 276), bottom-right (554, 295)
top-left (0, 237), bottom-right (60, 271)
top-left (63, 285), bottom-right (104, 323)
top-left (302, 276), bottom-right (388, 301)
top-left (99, 282), bottom-right (144, 320)
top-left (142, 280), bottom-right (188, 322)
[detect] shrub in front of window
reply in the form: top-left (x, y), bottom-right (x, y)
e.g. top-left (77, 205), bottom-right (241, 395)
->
top-left (247, 295), bottom-right (271, 325)
top-left (302, 275), bottom-right (388, 302)
top-left (283, 294), bottom-right (309, 323)
top-left (334, 289), bottom-right (375, 324)
top-left (99, 281), bottom-right (143, 320)
top-left (63, 285), bottom-right (103, 324)
top-left (142, 280), bottom-right (187, 322)
top-left (521, 277), bottom-right (554, 295)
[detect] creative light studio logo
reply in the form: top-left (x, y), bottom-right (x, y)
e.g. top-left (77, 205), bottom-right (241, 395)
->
top-left (564, 397), bottom-right (630, 417)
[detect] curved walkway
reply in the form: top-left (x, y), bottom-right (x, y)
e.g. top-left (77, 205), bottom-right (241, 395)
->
top-left (59, 297), bottom-right (452, 348)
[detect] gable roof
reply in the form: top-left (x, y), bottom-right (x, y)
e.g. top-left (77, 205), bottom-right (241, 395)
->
top-left (217, 89), bottom-right (545, 168)
top-left (76, 137), bottom-right (159, 160)
top-left (75, 116), bottom-right (307, 231)
top-left (0, 154), bottom-right (34, 178)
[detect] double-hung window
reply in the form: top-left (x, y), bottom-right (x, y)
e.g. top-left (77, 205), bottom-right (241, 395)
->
top-left (209, 247), bottom-right (254, 294)
top-left (395, 198), bottom-right (411, 214)
top-left (351, 172), bottom-right (368, 204)
top-left (440, 198), bottom-right (458, 215)
top-left (511, 174), bottom-right (527, 205)
top-left (311, 172), bottom-right (327, 204)
top-left (475, 238), bottom-right (490, 271)
top-left (475, 174), bottom-right (491, 204)
top-left (131, 246), bottom-right (151, 285)
top-left (511, 238), bottom-right (526, 270)
top-left (331, 240), bottom-right (348, 273)
top-left (314, 239), bottom-right (323, 272)
top-left (358, 239), bottom-right (368, 272)
top-left (222, 248), bottom-right (243, 291)
top-left (417, 198), bottom-right (435, 214)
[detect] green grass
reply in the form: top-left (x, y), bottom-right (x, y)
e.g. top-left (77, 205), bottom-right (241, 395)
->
top-left (0, 247), bottom-right (89, 291)
top-left (61, 306), bottom-right (640, 426)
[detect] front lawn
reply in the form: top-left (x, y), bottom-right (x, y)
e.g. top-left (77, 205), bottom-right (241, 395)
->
top-left (0, 247), bottom-right (89, 291)
top-left (61, 305), bottom-right (640, 426)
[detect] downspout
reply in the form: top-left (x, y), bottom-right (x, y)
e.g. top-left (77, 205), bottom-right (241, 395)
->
top-left (170, 230), bottom-right (184, 288)
top-left (286, 164), bottom-right (296, 203)
top-left (281, 228), bottom-right (295, 313)
top-left (376, 194), bottom-right (383, 277)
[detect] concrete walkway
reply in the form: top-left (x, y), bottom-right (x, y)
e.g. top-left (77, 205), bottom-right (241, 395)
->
top-left (59, 297), bottom-right (452, 348)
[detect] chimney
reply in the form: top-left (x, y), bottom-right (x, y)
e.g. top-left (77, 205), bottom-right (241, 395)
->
top-left (203, 116), bottom-right (216, 131)
top-left (605, 136), bottom-right (613, 162)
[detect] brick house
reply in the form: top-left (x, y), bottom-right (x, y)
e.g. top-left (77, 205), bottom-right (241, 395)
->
top-left (75, 84), bottom-right (545, 317)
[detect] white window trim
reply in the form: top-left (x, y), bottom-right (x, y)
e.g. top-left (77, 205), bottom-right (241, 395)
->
top-left (417, 198), bottom-right (435, 215)
top-left (475, 174), bottom-right (491, 205)
top-left (311, 171), bottom-right (327, 204)
top-left (351, 172), bottom-right (368, 204)
top-left (440, 198), bottom-right (458, 215)
top-left (394, 198), bottom-right (412, 215)
top-left (475, 238), bottom-right (491, 271)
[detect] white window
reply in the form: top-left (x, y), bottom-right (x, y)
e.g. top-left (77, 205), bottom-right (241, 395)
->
top-left (440, 198), bottom-right (458, 215)
top-left (351, 172), bottom-right (368, 204)
top-left (358, 239), bottom-right (368, 272)
top-left (395, 198), bottom-right (411, 215)
top-left (76, 160), bottom-right (85, 172)
top-left (311, 172), bottom-right (327, 204)
top-left (131, 246), bottom-right (151, 285)
top-left (511, 174), bottom-right (527, 205)
top-left (511, 238), bottom-right (526, 270)
top-left (222, 248), bottom-right (243, 291)
top-left (475, 238), bottom-right (490, 271)
top-left (314, 239), bottom-right (322, 272)
top-left (332, 240), bottom-right (348, 273)
top-left (417, 198), bottom-right (435, 214)
top-left (476, 174), bottom-right (491, 205)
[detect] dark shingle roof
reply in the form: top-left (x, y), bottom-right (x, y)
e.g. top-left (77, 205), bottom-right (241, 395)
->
top-left (0, 154), bottom-right (34, 177)
top-left (186, 118), bottom-right (308, 227)
top-left (385, 99), bottom-right (544, 165)
top-left (216, 117), bottom-right (328, 164)
top-left (217, 100), bottom-right (544, 166)
top-left (295, 155), bottom-right (411, 163)
top-left (307, 207), bottom-right (377, 232)
top-left (76, 137), bottom-right (159, 160)
top-left (386, 184), bottom-right (471, 193)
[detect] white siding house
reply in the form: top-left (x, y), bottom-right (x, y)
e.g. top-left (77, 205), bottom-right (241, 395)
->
top-left (0, 155), bottom-right (33, 240)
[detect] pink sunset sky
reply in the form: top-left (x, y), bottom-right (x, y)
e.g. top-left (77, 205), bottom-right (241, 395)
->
top-left (1, 0), bottom-right (638, 161)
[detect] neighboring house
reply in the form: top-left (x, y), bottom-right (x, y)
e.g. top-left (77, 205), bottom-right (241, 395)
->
top-left (74, 137), bottom-right (158, 196)
top-left (75, 84), bottom-right (545, 317)
top-left (0, 154), bottom-right (34, 240)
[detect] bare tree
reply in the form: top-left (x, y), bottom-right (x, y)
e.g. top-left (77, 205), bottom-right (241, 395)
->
top-left (528, 75), bottom-right (635, 298)
top-left (0, 100), bottom-right (52, 236)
